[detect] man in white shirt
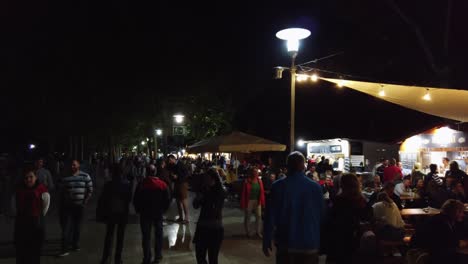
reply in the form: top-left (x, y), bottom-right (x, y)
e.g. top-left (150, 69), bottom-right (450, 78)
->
top-left (394, 177), bottom-right (411, 197)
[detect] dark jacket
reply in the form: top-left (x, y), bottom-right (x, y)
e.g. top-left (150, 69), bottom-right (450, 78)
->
top-left (193, 184), bottom-right (226, 228)
top-left (322, 194), bottom-right (373, 261)
top-left (412, 214), bottom-right (463, 264)
top-left (133, 176), bottom-right (171, 219)
top-left (168, 161), bottom-right (189, 183)
top-left (96, 180), bottom-right (132, 223)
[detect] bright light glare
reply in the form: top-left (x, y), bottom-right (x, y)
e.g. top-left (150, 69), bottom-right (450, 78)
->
top-left (276, 28), bottom-right (311, 53)
top-left (156, 129), bottom-right (162, 136)
top-left (286, 39), bottom-right (299, 52)
top-left (422, 90), bottom-right (431, 101)
top-left (337, 80), bottom-right (346, 88)
top-left (379, 90), bottom-right (386, 97)
top-left (296, 74), bottom-right (307, 82)
top-left (276, 28), bottom-right (311, 41)
top-left (141, 141), bottom-right (146, 146)
top-left (311, 73), bottom-right (319, 82)
top-left (29, 144), bottom-right (36, 150)
top-left (433, 126), bottom-right (453, 145)
top-left (174, 114), bottom-right (184, 124)
top-left (297, 139), bottom-right (305, 147)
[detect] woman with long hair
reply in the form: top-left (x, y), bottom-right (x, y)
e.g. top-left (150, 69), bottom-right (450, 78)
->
top-left (372, 192), bottom-right (405, 241)
top-left (193, 168), bottom-right (226, 264)
top-left (411, 199), bottom-right (467, 264)
top-left (322, 173), bottom-right (373, 264)
top-left (97, 164), bottom-right (132, 264)
top-left (240, 167), bottom-right (265, 238)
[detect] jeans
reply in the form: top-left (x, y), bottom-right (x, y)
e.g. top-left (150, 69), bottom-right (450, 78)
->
top-left (140, 216), bottom-right (163, 264)
top-left (101, 222), bottom-right (127, 263)
top-left (244, 200), bottom-right (261, 235)
top-left (15, 217), bottom-right (44, 264)
top-left (194, 227), bottom-right (224, 264)
top-left (61, 204), bottom-right (84, 251)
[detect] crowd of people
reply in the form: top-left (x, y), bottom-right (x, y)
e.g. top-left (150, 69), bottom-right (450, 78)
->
top-left (2, 151), bottom-right (468, 264)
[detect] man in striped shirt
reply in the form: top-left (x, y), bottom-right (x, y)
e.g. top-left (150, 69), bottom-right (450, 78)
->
top-left (57, 159), bottom-right (93, 257)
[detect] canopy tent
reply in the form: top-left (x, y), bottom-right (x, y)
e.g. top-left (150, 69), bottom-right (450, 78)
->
top-left (321, 78), bottom-right (468, 123)
top-left (186, 131), bottom-right (286, 153)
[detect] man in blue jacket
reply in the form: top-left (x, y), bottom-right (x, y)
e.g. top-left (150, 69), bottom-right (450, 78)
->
top-left (263, 151), bottom-right (324, 264)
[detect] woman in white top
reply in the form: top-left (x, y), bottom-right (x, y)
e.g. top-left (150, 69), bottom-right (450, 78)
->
top-left (372, 192), bottom-right (405, 241)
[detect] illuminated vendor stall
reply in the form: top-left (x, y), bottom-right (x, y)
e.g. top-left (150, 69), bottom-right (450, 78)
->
top-left (399, 127), bottom-right (468, 175)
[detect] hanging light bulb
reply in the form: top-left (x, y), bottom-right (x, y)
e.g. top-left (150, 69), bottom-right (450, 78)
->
top-left (296, 74), bottom-right (307, 82)
top-left (337, 79), bottom-right (346, 88)
top-left (422, 89), bottom-right (431, 101)
top-left (310, 73), bottom-right (319, 82)
top-left (378, 85), bottom-right (386, 97)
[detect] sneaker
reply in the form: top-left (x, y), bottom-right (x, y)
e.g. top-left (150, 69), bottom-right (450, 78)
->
top-left (57, 251), bottom-right (70, 257)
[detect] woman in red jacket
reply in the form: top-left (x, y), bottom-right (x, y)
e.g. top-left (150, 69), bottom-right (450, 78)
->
top-left (241, 167), bottom-right (265, 238)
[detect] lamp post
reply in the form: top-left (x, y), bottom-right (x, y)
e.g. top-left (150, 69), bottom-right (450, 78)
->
top-left (276, 28), bottom-right (311, 152)
top-left (172, 114), bottom-right (185, 152)
top-left (154, 128), bottom-right (162, 158)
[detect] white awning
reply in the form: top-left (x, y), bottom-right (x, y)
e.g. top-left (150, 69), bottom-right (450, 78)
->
top-left (321, 78), bottom-right (468, 122)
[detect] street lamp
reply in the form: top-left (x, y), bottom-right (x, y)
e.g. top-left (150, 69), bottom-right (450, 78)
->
top-left (156, 129), bottom-right (163, 136)
top-left (154, 128), bottom-right (163, 158)
top-left (276, 27), bottom-right (311, 152)
top-left (297, 139), bottom-right (305, 147)
top-left (173, 114), bottom-right (185, 124)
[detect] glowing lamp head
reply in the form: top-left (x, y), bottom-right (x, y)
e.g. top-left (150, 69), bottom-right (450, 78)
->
top-left (337, 80), bottom-right (346, 88)
top-left (141, 141), bottom-right (146, 146)
top-left (173, 114), bottom-right (185, 124)
top-left (379, 90), bottom-right (386, 97)
top-left (423, 89), bottom-right (431, 101)
top-left (156, 129), bottom-right (163, 136)
top-left (29, 144), bottom-right (36, 150)
top-left (276, 28), bottom-right (311, 53)
top-left (311, 73), bottom-right (319, 82)
top-left (297, 139), bottom-right (305, 147)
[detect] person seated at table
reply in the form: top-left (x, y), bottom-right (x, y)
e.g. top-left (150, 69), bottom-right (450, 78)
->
top-left (368, 182), bottom-right (403, 210)
top-left (372, 192), bottom-right (405, 242)
top-left (452, 182), bottom-right (467, 203)
top-left (410, 199), bottom-right (468, 264)
top-left (411, 179), bottom-right (429, 208)
top-left (373, 175), bottom-right (382, 192)
top-left (394, 176), bottom-right (411, 197)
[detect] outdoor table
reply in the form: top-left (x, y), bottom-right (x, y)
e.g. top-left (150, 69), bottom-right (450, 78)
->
top-left (399, 192), bottom-right (421, 200)
top-left (400, 208), bottom-right (440, 217)
top-left (457, 246), bottom-right (468, 255)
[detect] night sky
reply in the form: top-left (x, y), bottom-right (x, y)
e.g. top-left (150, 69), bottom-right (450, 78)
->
top-left (2, 0), bottom-right (467, 152)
